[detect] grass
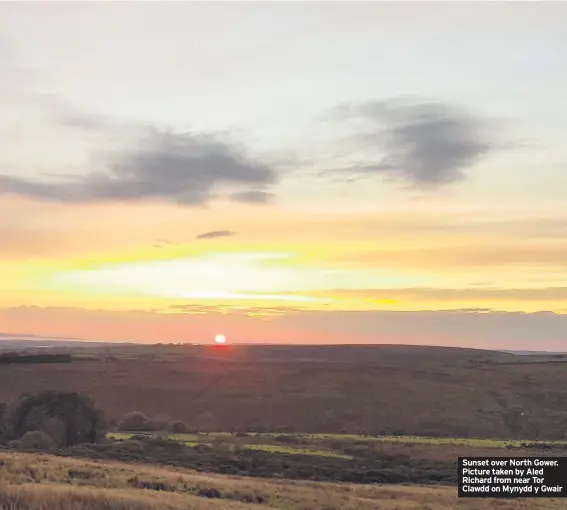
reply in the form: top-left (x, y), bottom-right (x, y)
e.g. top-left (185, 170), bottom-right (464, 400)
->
top-left (0, 450), bottom-right (564, 510)
top-left (266, 432), bottom-right (567, 448)
top-left (244, 443), bottom-right (352, 458)
top-left (109, 431), bottom-right (567, 452)
top-left (108, 432), bottom-right (353, 459)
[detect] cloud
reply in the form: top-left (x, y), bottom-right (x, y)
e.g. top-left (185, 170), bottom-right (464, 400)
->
top-left (153, 238), bottom-right (178, 248)
top-left (0, 53), bottom-right (279, 208)
top-left (195, 230), bottom-right (235, 240)
top-left (229, 190), bottom-right (276, 204)
top-left (0, 126), bottom-right (277, 206)
top-left (332, 98), bottom-right (493, 187)
top-left (330, 287), bottom-right (567, 302)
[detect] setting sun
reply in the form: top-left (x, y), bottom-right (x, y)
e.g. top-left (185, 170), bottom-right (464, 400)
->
top-left (215, 334), bottom-right (227, 344)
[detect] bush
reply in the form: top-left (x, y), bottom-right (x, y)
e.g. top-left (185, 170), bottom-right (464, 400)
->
top-left (20, 430), bottom-right (56, 451)
top-left (5, 390), bottom-right (107, 446)
top-left (198, 487), bottom-right (222, 498)
top-left (169, 420), bottom-right (190, 434)
top-left (117, 411), bottom-right (154, 432)
top-left (7, 439), bottom-right (23, 449)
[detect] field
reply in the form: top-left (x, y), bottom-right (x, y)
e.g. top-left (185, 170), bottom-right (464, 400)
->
top-left (2, 343), bottom-right (567, 508)
top-left (107, 431), bottom-right (567, 459)
top-left (1, 344), bottom-right (567, 440)
top-left (0, 450), bottom-right (564, 510)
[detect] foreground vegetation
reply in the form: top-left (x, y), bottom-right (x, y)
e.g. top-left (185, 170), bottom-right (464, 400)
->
top-left (0, 450), bottom-right (564, 510)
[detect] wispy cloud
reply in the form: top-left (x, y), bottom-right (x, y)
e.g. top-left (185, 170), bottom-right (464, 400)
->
top-left (228, 190), bottom-right (276, 204)
top-left (196, 230), bottom-right (236, 240)
top-left (153, 238), bottom-right (178, 248)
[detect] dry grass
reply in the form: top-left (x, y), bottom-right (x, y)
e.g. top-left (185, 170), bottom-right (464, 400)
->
top-left (0, 450), bottom-right (564, 510)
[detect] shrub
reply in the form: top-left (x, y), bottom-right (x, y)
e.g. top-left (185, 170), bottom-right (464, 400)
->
top-left (169, 420), bottom-right (190, 434)
top-left (20, 430), bottom-right (56, 451)
top-left (5, 390), bottom-right (107, 446)
top-left (198, 487), bottom-right (222, 498)
top-left (117, 411), bottom-right (154, 432)
top-left (7, 439), bottom-right (23, 449)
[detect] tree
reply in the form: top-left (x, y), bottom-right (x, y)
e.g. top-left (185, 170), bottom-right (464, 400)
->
top-left (6, 390), bottom-right (107, 446)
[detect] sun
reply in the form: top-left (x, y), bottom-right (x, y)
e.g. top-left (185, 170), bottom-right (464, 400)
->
top-left (214, 334), bottom-right (227, 344)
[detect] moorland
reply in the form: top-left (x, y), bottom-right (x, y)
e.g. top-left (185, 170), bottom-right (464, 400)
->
top-left (1, 343), bottom-right (566, 509)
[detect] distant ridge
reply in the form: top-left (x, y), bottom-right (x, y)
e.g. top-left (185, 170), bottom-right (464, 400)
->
top-left (505, 350), bottom-right (567, 355)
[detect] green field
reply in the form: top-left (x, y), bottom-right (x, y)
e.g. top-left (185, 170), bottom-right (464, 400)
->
top-left (110, 431), bottom-right (567, 449)
top-left (108, 432), bottom-right (353, 459)
top-left (267, 432), bottom-right (567, 448)
top-left (108, 430), bottom-right (567, 467)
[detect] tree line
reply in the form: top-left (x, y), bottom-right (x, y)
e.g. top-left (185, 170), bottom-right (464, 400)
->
top-left (0, 352), bottom-right (73, 365)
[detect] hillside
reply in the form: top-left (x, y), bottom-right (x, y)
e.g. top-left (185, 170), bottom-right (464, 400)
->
top-left (0, 344), bottom-right (565, 440)
top-left (0, 451), bottom-right (562, 510)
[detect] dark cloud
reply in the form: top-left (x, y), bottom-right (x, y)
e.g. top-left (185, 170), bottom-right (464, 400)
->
top-left (195, 230), bottom-right (235, 240)
top-left (0, 107), bottom-right (277, 206)
top-left (0, 82), bottom-right (277, 206)
top-left (333, 98), bottom-right (493, 187)
top-left (229, 190), bottom-right (276, 204)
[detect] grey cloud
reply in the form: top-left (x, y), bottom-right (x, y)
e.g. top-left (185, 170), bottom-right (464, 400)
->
top-left (0, 129), bottom-right (276, 205)
top-left (229, 190), bottom-right (276, 204)
top-left (334, 98), bottom-right (493, 187)
top-left (195, 230), bottom-right (235, 240)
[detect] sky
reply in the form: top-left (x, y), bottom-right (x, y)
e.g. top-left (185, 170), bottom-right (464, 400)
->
top-left (1, 1), bottom-right (567, 350)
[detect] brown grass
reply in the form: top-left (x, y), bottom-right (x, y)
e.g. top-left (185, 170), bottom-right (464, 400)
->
top-left (0, 450), bottom-right (564, 510)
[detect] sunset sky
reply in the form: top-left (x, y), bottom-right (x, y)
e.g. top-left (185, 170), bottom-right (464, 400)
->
top-left (1, 2), bottom-right (567, 350)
